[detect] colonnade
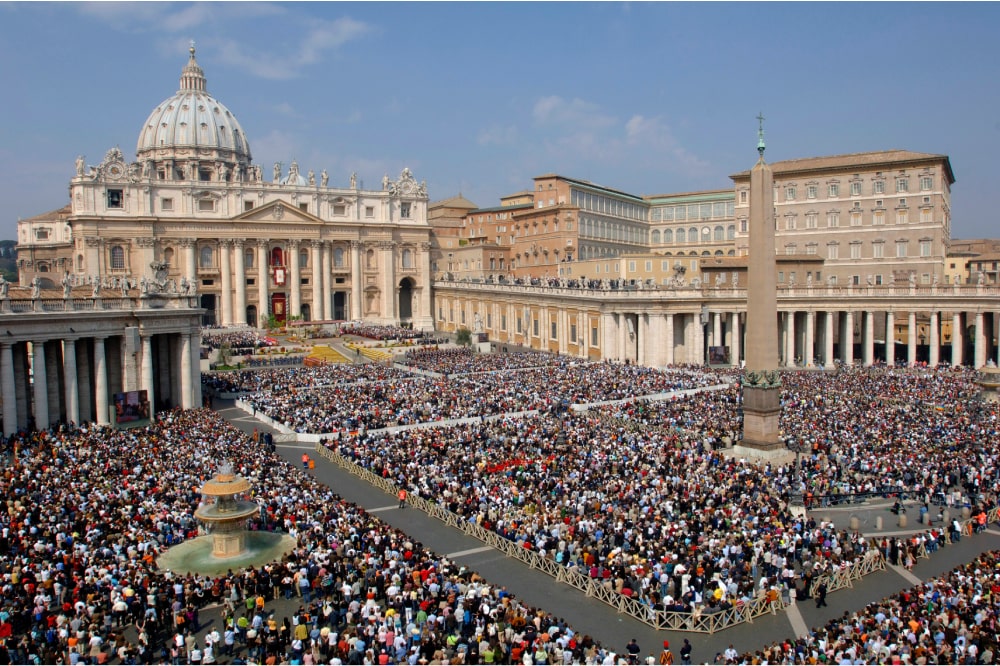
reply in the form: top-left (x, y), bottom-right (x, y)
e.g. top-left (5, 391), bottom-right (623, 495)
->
top-left (0, 329), bottom-right (202, 436)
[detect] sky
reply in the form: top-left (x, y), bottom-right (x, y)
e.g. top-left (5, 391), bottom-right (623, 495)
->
top-left (1, 2), bottom-right (999, 240)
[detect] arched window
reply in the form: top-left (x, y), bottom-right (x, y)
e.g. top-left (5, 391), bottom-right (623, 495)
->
top-left (714, 225), bottom-right (724, 241)
top-left (402, 248), bottom-right (413, 269)
top-left (199, 246), bottom-right (213, 268)
top-left (663, 229), bottom-right (673, 244)
top-left (110, 245), bottom-right (126, 270)
top-left (727, 225), bottom-right (736, 240)
top-left (245, 248), bottom-right (255, 269)
top-left (299, 249), bottom-right (309, 268)
top-left (76, 254), bottom-right (84, 271)
top-left (334, 247), bottom-right (345, 267)
top-left (651, 230), bottom-right (661, 244)
top-left (366, 249), bottom-right (376, 269)
top-left (270, 247), bottom-right (284, 267)
top-left (163, 247), bottom-right (174, 267)
top-left (676, 228), bottom-right (686, 243)
top-left (37, 262), bottom-right (49, 273)
top-left (688, 227), bottom-right (697, 242)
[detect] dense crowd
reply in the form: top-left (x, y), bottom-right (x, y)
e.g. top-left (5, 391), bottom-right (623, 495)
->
top-left (338, 325), bottom-right (426, 342)
top-left (201, 330), bottom-right (275, 352)
top-left (244, 362), bottom-right (723, 434)
top-left (738, 549), bottom-right (1000, 664)
top-left (204, 364), bottom-right (414, 396)
top-left (400, 349), bottom-right (579, 377)
top-left (0, 410), bottom-right (608, 665)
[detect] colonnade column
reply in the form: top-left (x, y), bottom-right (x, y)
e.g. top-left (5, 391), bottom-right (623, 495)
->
top-left (94, 337), bottom-right (109, 425)
top-left (381, 241), bottom-right (395, 323)
top-left (784, 311), bottom-right (796, 367)
top-left (63, 338), bottom-right (79, 425)
top-left (824, 312), bottom-right (835, 366)
top-left (558, 310), bottom-right (569, 355)
top-left (142, 335), bottom-right (155, 419)
top-left (730, 312), bottom-right (741, 368)
top-left (952, 312), bottom-right (963, 366)
top-left (664, 314), bottom-right (675, 366)
top-left (885, 311), bottom-right (895, 367)
top-left (579, 313), bottom-right (589, 359)
top-left (843, 311), bottom-right (854, 366)
top-left (1, 343), bottom-right (16, 436)
top-left (219, 240), bottom-right (233, 327)
top-left (233, 240), bottom-right (247, 326)
top-left (287, 240), bottom-right (301, 319)
top-left (618, 314), bottom-right (627, 362)
top-left (180, 333), bottom-right (192, 409)
top-left (929, 312), bottom-right (940, 367)
top-left (863, 311), bottom-right (875, 366)
top-left (907, 312), bottom-right (917, 366)
top-left (257, 239), bottom-right (270, 327)
top-left (32, 342), bottom-right (48, 430)
top-left (975, 312), bottom-right (986, 368)
top-left (601, 312), bottom-right (616, 361)
top-left (712, 312), bottom-right (722, 350)
top-left (190, 330), bottom-right (202, 408)
top-left (804, 311), bottom-right (815, 367)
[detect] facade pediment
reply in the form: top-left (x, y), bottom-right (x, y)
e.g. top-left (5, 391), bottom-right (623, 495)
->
top-left (233, 200), bottom-right (322, 224)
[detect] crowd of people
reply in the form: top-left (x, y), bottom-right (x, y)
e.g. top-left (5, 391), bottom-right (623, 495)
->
top-left (400, 349), bottom-right (578, 377)
top-left (242, 362), bottom-right (723, 434)
top-left (201, 330), bottom-right (276, 353)
top-left (738, 549), bottom-right (1000, 664)
top-left (0, 410), bottom-right (611, 665)
top-left (204, 364), bottom-right (414, 396)
top-left (337, 325), bottom-right (427, 342)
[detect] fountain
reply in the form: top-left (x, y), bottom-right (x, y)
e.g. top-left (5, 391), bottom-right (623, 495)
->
top-left (157, 462), bottom-right (295, 576)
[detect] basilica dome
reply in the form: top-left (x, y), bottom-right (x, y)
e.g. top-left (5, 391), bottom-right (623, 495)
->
top-left (136, 47), bottom-right (252, 170)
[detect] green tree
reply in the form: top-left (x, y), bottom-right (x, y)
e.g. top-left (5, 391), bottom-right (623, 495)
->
top-left (455, 327), bottom-right (472, 347)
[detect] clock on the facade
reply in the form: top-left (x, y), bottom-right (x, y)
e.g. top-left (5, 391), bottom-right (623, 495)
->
top-left (106, 162), bottom-right (126, 180)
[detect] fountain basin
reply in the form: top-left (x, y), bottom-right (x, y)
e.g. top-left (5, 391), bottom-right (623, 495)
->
top-left (156, 531), bottom-right (296, 576)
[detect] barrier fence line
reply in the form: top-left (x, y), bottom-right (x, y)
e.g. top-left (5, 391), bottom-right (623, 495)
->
top-left (313, 441), bottom-right (990, 633)
top-left (314, 442), bottom-right (800, 633)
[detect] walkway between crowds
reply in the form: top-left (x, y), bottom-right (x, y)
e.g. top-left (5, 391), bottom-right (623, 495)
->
top-left (214, 398), bottom-right (1000, 661)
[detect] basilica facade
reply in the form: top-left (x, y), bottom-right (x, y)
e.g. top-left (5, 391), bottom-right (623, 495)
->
top-left (16, 47), bottom-right (434, 330)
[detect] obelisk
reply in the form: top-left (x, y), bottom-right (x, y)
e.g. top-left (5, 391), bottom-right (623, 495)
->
top-left (737, 114), bottom-right (783, 454)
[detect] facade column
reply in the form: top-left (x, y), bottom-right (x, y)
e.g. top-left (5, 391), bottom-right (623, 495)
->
top-left (77, 341), bottom-right (92, 422)
top-left (601, 312), bottom-right (616, 361)
top-left (803, 311), bottom-right (815, 366)
top-left (929, 311), bottom-right (940, 367)
top-left (907, 312), bottom-right (917, 366)
top-left (190, 330), bottom-right (202, 408)
top-left (256, 239), bottom-right (270, 327)
top-left (381, 241), bottom-right (396, 323)
top-left (218, 240), bottom-right (233, 326)
top-left (288, 239), bottom-right (301, 319)
top-left (784, 311), bottom-right (796, 367)
top-left (63, 338), bottom-right (79, 425)
top-left (975, 312), bottom-right (986, 368)
top-left (233, 240), bottom-right (247, 325)
top-left (350, 241), bottom-right (362, 321)
top-left (181, 238), bottom-right (197, 284)
top-left (885, 311), bottom-right (895, 367)
top-left (637, 314), bottom-right (646, 365)
top-left (558, 309), bottom-right (569, 356)
top-left (618, 314), bottom-right (628, 362)
top-left (952, 311), bottom-right (964, 366)
top-left (419, 242), bottom-right (433, 329)
top-left (311, 241), bottom-right (324, 321)
top-left (824, 312), bottom-right (835, 366)
top-left (843, 311), bottom-right (854, 366)
top-left (665, 314), bottom-right (675, 366)
top-left (322, 242), bottom-right (333, 321)
top-left (142, 334), bottom-right (155, 420)
top-left (180, 333), bottom-right (192, 409)
top-left (1, 343), bottom-right (16, 436)
top-left (32, 342), bottom-right (48, 430)
top-left (863, 310), bottom-right (875, 366)
top-left (712, 312), bottom-right (722, 350)
top-left (94, 337), bottom-right (109, 425)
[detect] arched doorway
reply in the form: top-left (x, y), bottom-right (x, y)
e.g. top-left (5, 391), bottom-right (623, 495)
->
top-left (301, 304), bottom-right (311, 322)
top-left (398, 278), bottom-right (415, 321)
top-left (246, 305), bottom-right (258, 329)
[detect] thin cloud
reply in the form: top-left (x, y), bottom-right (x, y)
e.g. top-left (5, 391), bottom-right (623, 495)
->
top-left (477, 125), bottom-right (518, 146)
top-left (532, 96), bottom-right (616, 131)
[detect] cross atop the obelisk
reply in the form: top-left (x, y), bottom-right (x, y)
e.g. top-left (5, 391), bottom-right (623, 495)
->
top-left (756, 112), bottom-right (766, 158)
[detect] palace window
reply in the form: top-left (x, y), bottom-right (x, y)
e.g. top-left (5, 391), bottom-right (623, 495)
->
top-left (199, 246), bottom-right (213, 268)
top-left (110, 245), bottom-right (126, 270)
top-left (851, 181), bottom-right (862, 196)
top-left (402, 248), bottom-right (414, 269)
top-left (920, 176), bottom-right (933, 191)
top-left (828, 183), bottom-right (840, 198)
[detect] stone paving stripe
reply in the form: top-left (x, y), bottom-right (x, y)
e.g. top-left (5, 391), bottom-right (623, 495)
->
top-left (447, 546), bottom-right (494, 558)
top-left (785, 599), bottom-right (810, 638)
top-left (889, 563), bottom-right (923, 586)
top-left (366, 505), bottom-right (400, 513)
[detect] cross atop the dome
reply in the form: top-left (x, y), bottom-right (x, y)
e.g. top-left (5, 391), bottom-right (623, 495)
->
top-left (190, 40), bottom-right (196, 55)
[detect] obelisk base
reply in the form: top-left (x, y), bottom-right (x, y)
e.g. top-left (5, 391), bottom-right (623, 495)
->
top-left (740, 384), bottom-right (783, 451)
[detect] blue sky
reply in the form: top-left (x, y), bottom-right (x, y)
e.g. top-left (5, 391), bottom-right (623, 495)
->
top-left (1, 2), bottom-right (998, 240)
